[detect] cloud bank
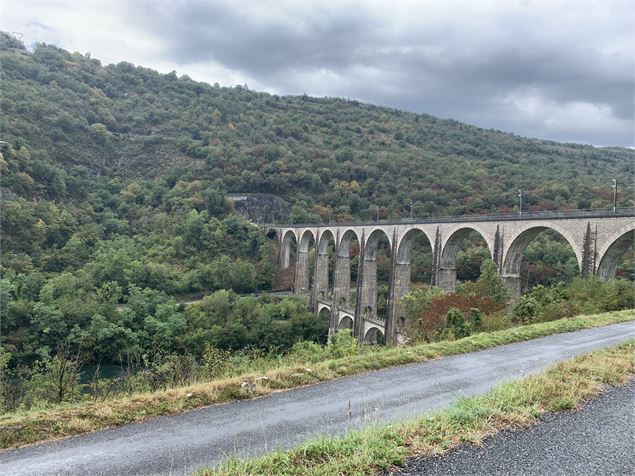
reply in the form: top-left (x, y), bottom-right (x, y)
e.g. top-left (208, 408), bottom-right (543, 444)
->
top-left (4, 0), bottom-right (634, 146)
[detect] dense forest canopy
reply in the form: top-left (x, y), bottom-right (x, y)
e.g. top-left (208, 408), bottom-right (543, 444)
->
top-left (0, 32), bottom-right (633, 374)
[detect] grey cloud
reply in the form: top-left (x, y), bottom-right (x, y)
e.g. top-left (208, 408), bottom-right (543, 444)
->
top-left (136, 3), bottom-right (379, 73)
top-left (131, 1), bottom-right (634, 146)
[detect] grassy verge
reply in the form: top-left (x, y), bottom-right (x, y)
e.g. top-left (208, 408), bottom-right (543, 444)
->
top-left (1, 309), bottom-right (633, 449)
top-left (201, 339), bottom-right (635, 475)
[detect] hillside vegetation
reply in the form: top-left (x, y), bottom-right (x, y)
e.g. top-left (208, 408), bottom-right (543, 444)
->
top-left (0, 32), bottom-right (633, 410)
top-left (1, 32), bottom-right (633, 222)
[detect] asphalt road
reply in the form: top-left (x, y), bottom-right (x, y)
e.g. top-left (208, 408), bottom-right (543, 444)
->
top-left (394, 380), bottom-right (635, 475)
top-left (1, 321), bottom-right (633, 476)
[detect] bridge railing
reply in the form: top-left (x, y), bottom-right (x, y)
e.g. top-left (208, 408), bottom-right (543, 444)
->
top-left (262, 206), bottom-right (635, 229)
top-left (364, 315), bottom-right (387, 327)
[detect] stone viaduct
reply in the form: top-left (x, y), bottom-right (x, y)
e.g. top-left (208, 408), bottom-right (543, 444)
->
top-left (267, 208), bottom-right (634, 345)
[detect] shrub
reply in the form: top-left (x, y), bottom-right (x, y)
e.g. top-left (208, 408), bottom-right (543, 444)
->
top-left (401, 287), bottom-right (446, 341)
top-left (289, 341), bottom-right (326, 364)
top-left (464, 259), bottom-right (510, 307)
top-left (147, 354), bottom-right (198, 390)
top-left (420, 293), bottom-right (499, 340)
top-left (441, 308), bottom-right (471, 339)
top-left (202, 344), bottom-right (232, 379)
top-left (606, 279), bottom-right (635, 310)
top-left (566, 277), bottom-right (634, 314)
top-left (327, 329), bottom-right (359, 359)
top-left (481, 312), bottom-right (512, 332)
top-left (0, 347), bottom-right (12, 411)
top-left (512, 295), bottom-right (540, 325)
top-left (26, 354), bottom-right (84, 405)
top-left (469, 308), bottom-right (482, 330)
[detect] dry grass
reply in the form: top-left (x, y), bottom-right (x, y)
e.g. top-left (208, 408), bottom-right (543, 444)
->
top-left (1, 309), bottom-right (633, 449)
top-left (202, 339), bottom-right (635, 475)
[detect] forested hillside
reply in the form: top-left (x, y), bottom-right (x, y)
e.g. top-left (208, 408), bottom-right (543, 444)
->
top-left (0, 32), bottom-right (632, 376)
top-left (2, 33), bottom-right (633, 220)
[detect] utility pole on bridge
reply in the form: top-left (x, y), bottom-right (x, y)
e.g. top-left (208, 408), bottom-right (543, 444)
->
top-left (612, 179), bottom-right (617, 213)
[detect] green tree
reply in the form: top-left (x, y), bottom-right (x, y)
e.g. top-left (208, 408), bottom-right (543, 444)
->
top-left (443, 308), bottom-right (471, 339)
top-left (470, 259), bottom-right (510, 307)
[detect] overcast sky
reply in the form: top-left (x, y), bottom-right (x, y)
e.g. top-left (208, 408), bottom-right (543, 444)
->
top-left (3, 1), bottom-right (634, 146)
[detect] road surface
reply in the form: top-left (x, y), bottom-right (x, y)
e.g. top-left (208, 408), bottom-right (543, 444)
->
top-left (1, 320), bottom-right (633, 476)
top-left (394, 380), bottom-right (635, 475)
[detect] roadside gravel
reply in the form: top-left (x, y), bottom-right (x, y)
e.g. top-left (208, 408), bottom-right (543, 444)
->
top-left (393, 380), bottom-right (635, 475)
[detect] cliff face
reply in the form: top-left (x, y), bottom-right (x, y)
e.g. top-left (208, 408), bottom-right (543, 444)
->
top-left (228, 193), bottom-right (292, 224)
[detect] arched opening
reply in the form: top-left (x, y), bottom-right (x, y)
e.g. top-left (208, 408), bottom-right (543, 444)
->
top-left (314, 230), bottom-right (336, 304)
top-left (597, 229), bottom-right (635, 281)
top-left (338, 315), bottom-right (354, 330)
top-left (503, 226), bottom-right (580, 294)
top-left (294, 230), bottom-right (315, 295)
top-left (397, 228), bottom-right (434, 288)
top-left (318, 306), bottom-right (331, 321)
top-left (519, 230), bottom-right (582, 289)
top-left (390, 229), bottom-right (434, 339)
top-left (359, 229), bottom-right (392, 328)
top-left (363, 327), bottom-right (385, 345)
top-left (276, 230), bottom-right (297, 291)
top-left (439, 228), bottom-right (492, 293)
top-left (333, 230), bottom-right (360, 311)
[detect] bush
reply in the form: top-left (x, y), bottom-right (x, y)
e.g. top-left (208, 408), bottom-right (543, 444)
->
top-left (566, 277), bottom-right (634, 314)
top-left (202, 344), bottom-right (232, 379)
top-left (441, 308), bottom-right (471, 340)
top-left (512, 295), bottom-right (540, 325)
top-left (464, 259), bottom-right (510, 307)
top-left (481, 312), bottom-right (512, 332)
top-left (147, 354), bottom-right (198, 390)
top-left (470, 308), bottom-right (482, 330)
top-left (401, 287), bottom-right (446, 341)
top-left (511, 277), bottom-right (635, 325)
top-left (289, 341), bottom-right (326, 364)
top-left (0, 347), bottom-right (12, 411)
top-left (26, 354), bottom-right (84, 405)
top-left (606, 280), bottom-right (635, 310)
top-left (327, 330), bottom-right (359, 359)
top-left (421, 294), bottom-right (499, 339)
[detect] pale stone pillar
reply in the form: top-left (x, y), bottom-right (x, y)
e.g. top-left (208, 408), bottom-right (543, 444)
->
top-left (294, 250), bottom-right (310, 294)
top-left (280, 239), bottom-right (291, 268)
top-left (312, 251), bottom-right (329, 311)
top-left (502, 274), bottom-right (522, 301)
top-left (386, 261), bottom-right (410, 345)
top-left (355, 256), bottom-right (377, 342)
top-left (438, 267), bottom-right (457, 293)
top-left (332, 254), bottom-right (351, 309)
top-left (330, 253), bottom-right (350, 337)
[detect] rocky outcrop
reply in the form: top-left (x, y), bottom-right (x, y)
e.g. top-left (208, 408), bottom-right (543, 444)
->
top-left (228, 193), bottom-right (291, 224)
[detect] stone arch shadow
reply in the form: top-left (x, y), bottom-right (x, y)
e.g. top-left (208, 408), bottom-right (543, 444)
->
top-left (363, 326), bottom-right (385, 344)
top-left (337, 315), bottom-right (354, 330)
top-left (596, 224), bottom-right (635, 281)
top-left (501, 224), bottom-right (582, 278)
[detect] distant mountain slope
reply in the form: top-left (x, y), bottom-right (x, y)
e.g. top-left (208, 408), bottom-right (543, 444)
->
top-left (1, 32), bottom-right (632, 221)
